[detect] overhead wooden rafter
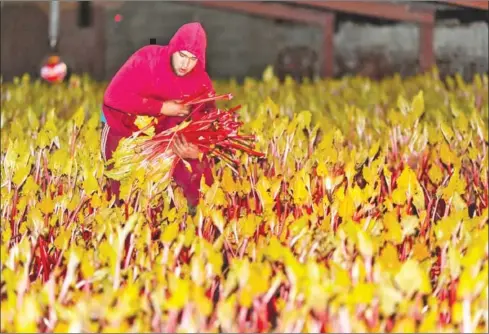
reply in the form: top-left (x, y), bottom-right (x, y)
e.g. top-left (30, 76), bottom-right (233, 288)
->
top-left (296, 1), bottom-right (435, 23)
top-left (194, 1), bottom-right (328, 25)
top-left (438, 0), bottom-right (489, 10)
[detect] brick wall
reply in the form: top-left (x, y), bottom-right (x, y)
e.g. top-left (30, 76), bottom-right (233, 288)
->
top-left (54, 4), bottom-right (106, 80)
top-left (1, 3), bottom-right (50, 81)
top-left (1, 2), bottom-right (106, 81)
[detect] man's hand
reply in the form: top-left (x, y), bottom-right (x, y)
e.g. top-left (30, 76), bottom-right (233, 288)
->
top-left (160, 100), bottom-right (190, 117)
top-left (172, 135), bottom-right (200, 160)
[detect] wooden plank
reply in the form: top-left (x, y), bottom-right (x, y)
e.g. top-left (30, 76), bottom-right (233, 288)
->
top-left (438, 0), bottom-right (489, 10)
top-left (323, 14), bottom-right (335, 77)
top-left (297, 1), bottom-right (435, 23)
top-left (419, 22), bottom-right (435, 72)
top-left (194, 1), bottom-right (327, 26)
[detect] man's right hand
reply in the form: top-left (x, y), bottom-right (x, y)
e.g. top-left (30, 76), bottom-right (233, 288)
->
top-left (160, 100), bottom-right (190, 117)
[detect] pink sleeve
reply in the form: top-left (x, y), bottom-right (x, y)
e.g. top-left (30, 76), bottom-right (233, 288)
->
top-left (103, 46), bottom-right (164, 117)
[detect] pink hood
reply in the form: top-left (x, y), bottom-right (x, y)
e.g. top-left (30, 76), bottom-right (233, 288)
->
top-left (168, 22), bottom-right (207, 70)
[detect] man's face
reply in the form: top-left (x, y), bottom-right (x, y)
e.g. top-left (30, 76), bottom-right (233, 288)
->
top-left (171, 50), bottom-right (198, 76)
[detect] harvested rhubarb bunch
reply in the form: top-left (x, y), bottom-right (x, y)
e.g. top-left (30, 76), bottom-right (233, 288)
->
top-left (105, 90), bottom-right (264, 185)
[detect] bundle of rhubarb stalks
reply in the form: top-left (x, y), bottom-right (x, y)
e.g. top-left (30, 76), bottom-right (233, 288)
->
top-left (105, 90), bottom-right (264, 186)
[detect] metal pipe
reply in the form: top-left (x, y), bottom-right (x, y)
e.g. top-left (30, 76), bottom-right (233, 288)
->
top-left (49, 0), bottom-right (60, 49)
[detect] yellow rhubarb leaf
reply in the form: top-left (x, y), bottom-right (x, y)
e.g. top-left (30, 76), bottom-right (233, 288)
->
top-left (379, 284), bottom-right (404, 317)
top-left (161, 222), bottom-right (179, 244)
top-left (438, 167), bottom-right (466, 201)
top-left (12, 165), bottom-right (31, 187)
top-left (134, 115), bottom-right (156, 136)
top-left (400, 214), bottom-right (420, 237)
top-left (221, 168), bottom-right (236, 194)
top-left (412, 242), bottom-right (430, 262)
top-left (83, 174), bottom-right (99, 195)
top-left (448, 246), bottom-right (462, 279)
top-left (395, 259), bottom-right (432, 297)
top-left (379, 243), bottom-right (401, 273)
top-left (383, 212), bottom-right (403, 244)
top-left (39, 196), bottom-right (55, 215)
top-left (428, 163), bottom-right (443, 184)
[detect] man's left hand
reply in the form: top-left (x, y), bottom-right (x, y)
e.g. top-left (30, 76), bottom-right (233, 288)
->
top-left (172, 135), bottom-right (200, 160)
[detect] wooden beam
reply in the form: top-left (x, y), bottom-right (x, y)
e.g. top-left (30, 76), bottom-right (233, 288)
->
top-left (438, 0), bottom-right (489, 10)
top-left (297, 1), bottom-right (435, 23)
top-left (194, 1), bottom-right (327, 26)
top-left (419, 22), bottom-right (435, 72)
top-left (323, 15), bottom-right (335, 77)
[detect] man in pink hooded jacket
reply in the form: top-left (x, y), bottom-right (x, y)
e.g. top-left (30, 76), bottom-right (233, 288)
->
top-left (100, 22), bottom-right (214, 210)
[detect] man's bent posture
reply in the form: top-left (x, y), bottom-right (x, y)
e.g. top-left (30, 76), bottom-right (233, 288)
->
top-left (100, 22), bottom-right (215, 209)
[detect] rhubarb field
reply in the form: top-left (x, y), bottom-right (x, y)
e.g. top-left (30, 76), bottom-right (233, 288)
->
top-left (1, 70), bottom-right (488, 333)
